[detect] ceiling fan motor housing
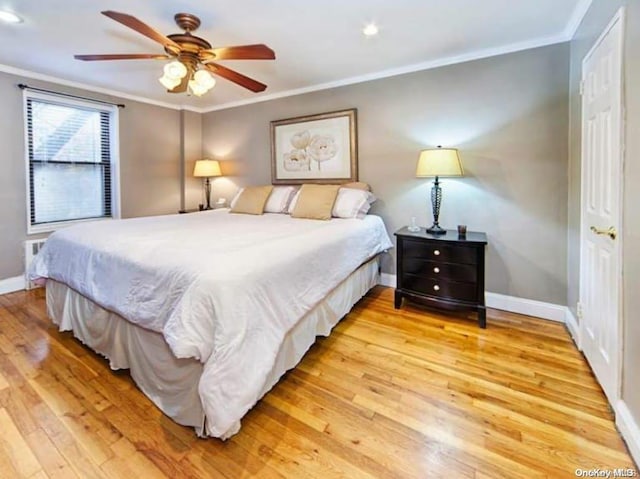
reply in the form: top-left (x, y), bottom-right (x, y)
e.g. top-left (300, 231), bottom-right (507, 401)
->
top-left (166, 13), bottom-right (217, 64)
top-left (174, 13), bottom-right (200, 32)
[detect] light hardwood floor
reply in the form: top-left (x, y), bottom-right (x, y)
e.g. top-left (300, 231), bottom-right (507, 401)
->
top-left (0, 286), bottom-right (635, 478)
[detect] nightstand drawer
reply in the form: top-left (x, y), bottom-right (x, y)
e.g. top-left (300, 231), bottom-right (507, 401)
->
top-left (402, 274), bottom-right (477, 302)
top-left (402, 259), bottom-right (477, 283)
top-left (402, 239), bottom-right (477, 265)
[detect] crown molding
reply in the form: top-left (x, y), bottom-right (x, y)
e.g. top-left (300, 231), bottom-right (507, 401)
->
top-left (202, 33), bottom-right (567, 113)
top-left (563, 0), bottom-right (594, 40)
top-left (0, 63), bottom-right (206, 113)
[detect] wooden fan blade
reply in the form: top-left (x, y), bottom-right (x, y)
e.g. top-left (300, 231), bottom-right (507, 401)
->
top-left (101, 10), bottom-right (180, 51)
top-left (203, 44), bottom-right (275, 61)
top-left (205, 63), bottom-right (267, 92)
top-left (75, 54), bottom-right (171, 61)
top-left (168, 73), bottom-right (190, 94)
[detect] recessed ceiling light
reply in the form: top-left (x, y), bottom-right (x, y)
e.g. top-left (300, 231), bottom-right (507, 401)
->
top-left (0, 10), bottom-right (22, 23)
top-left (363, 23), bottom-right (378, 37)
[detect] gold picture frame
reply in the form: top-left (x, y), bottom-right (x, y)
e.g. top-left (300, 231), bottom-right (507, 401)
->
top-left (270, 109), bottom-right (358, 184)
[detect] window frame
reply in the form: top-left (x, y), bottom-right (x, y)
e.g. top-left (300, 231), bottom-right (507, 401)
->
top-left (23, 90), bottom-right (121, 235)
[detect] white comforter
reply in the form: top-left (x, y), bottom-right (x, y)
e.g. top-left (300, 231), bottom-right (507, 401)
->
top-left (29, 210), bottom-right (392, 438)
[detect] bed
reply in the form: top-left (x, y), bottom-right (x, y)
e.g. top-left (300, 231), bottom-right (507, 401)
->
top-left (30, 209), bottom-right (392, 438)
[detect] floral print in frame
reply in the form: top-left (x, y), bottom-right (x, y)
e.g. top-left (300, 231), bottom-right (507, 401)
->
top-left (271, 109), bottom-right (358, 184)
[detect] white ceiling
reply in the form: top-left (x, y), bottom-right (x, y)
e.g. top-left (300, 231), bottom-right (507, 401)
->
top-left (0, 0), bottom-right (589, 112)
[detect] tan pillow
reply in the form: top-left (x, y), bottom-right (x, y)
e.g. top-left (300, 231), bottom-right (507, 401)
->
top-left (291, 184), bottom-right (340, 220)
top-left (342, 181), bottom-right (371, 191)
top-left (230, 186), bottom-right (273, 215)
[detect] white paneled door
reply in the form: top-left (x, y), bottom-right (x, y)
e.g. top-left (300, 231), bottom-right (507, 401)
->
top-left (580, 9), bottom-right (624, 405)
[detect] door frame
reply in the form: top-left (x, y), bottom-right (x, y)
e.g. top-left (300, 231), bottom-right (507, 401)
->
top-left (579, 7), bottom-right (625, 403)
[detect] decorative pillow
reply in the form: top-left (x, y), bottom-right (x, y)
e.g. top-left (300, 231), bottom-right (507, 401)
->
top-left (291, 184), bottom-right (340, 220)
top-left (342, 181), bottom-right (371, 192)
top-left (230, 186), bottom-right (273, 215)
top-left (264, 186), bottom-right (297, 213)
top-left (332, 188), bottom-right (376, 219)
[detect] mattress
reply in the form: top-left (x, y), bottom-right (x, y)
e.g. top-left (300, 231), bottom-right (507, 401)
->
top-left (31, 210), bottom-right (393, 437)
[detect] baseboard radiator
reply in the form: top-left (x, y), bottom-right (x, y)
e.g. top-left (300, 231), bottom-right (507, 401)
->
top-left (24, 239), bottom-right (47, 290)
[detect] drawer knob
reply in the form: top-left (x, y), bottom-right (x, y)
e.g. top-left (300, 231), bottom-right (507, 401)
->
top-left (433, 285), bottom-right (440, 291)
top-left (433, 267), bottom-right (440, 273)
top-left (434, 249), bottom-right (440, 256)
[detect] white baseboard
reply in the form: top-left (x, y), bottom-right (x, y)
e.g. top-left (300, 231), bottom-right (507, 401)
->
top-left (377, 274), bottom-right (566, 323)
top-left (616, 400), bottom-right (640, 467)
top-left (0, 275), bottom-right (26, 295)
top-left (565, 308), bottom-right (581, 349)
top-left (485, 292), bottom-right (566, 322)
top-left (379, 273), bottom-right (396, 288)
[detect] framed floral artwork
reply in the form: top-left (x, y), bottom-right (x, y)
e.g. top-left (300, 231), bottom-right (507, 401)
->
top-left (270, 109), bottom-right (358, 184)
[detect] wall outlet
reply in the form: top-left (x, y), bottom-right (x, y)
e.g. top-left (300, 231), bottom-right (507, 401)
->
top-left (577, 302), bottom-right (583, 319)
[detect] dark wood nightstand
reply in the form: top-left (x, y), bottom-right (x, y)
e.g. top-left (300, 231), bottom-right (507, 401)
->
top-left (394, 227), bottom-right (488, 328)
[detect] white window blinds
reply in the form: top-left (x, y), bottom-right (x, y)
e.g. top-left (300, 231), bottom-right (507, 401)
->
top-left (25, 93), bottom-right (118, 230)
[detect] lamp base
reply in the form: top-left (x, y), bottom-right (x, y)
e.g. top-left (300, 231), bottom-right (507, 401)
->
top-left (204, 177), bottom-right (212, 210)
top-left (426, 224), bottom-right (446, 235)
top-left (427, 176), bottom-right (446, 235)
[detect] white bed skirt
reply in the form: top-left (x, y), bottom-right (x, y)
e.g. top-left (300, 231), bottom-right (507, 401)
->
top-left (46, 256), bottom-right (380, 437)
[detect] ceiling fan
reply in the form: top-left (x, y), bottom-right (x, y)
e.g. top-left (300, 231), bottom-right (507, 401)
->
top-left (75, 11), bottom-right (275, 95)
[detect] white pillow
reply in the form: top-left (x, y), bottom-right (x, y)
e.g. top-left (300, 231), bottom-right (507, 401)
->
top-left (287, 190), bottom-right (300, 214)
top-left (230, 188), bottom-right (244, 208)
top-left (265, 186), bottom-right (297, 213)
top-left (332, 188), bottom-right (376, 219)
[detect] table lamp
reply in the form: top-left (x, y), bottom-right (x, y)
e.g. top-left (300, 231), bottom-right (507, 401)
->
top-left (415, 146), bottom-right (464, 234)
top-left (193, 159), bottom-right (222, 210)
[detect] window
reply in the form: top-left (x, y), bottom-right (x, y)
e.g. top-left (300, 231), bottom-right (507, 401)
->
top-left (24, 91), bottom-right (119, 234)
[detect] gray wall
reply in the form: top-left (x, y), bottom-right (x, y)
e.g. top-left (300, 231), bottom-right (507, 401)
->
top-left (202, 44), bottom-right (570, 304)
top-left (119, 102), bottom-right (181, 218)
top-left (0, 71), bottom-right (183, 279)
top-left (182, 110), bottom-right (204, 210)
top-left (568, 0), bottom-right (640, 440)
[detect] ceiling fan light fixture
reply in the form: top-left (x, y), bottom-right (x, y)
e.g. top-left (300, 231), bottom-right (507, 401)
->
top-left (163, 60), bottom-right (187, 80)
top-left (193, 69), bottom-right (216, 89)
top-left (159, 74), bottom-right (181, 90)
top-left (188, 80), bottom-right (209, 97)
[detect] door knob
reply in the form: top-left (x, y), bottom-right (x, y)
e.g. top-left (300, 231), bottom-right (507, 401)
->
top-left (590, 225), bottom-right (617, 240)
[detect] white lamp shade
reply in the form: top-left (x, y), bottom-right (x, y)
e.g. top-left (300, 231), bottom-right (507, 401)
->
top-left (416, 147), bottom-right (464, 177)
top-left (193, 159), bottom-right (222, 178)
top-left (189, 80), bottom-right (209, 97)
top-left (164, 61), bottom-right (188, 80)
top-left (159, 75), bottom-right (181, 90)
top-left (193, 69), bottom-right (216, 89)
